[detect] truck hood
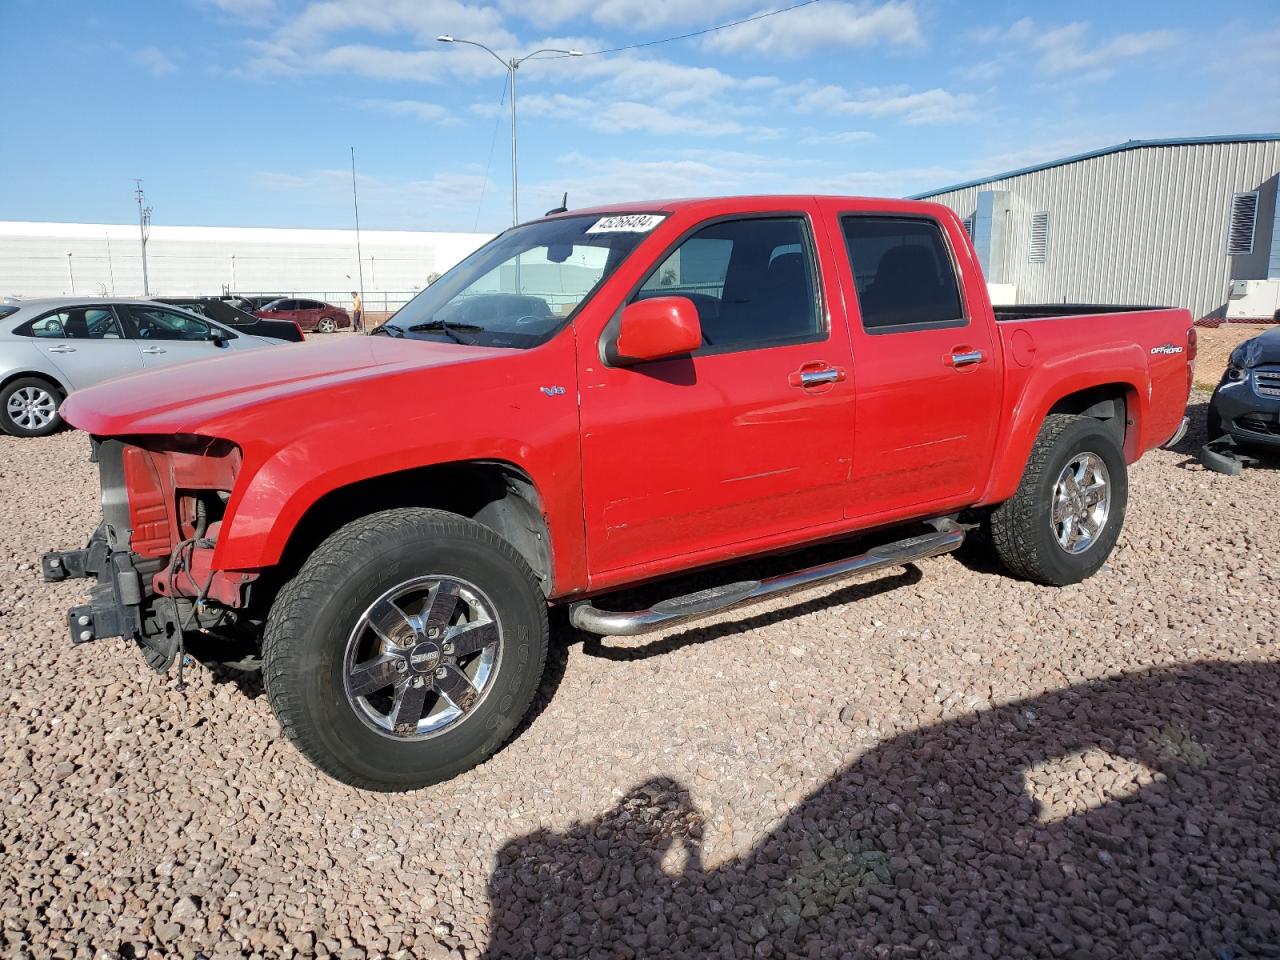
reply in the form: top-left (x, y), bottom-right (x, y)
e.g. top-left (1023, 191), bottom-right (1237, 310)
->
top-left (61, 335), bottom-right (513, 436)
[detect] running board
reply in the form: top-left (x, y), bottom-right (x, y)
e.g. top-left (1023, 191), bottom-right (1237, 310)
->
top-left (569, 529), bottom-right (965, 637)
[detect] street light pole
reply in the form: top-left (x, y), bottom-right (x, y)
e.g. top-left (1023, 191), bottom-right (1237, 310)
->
top-left (65, 252), bottom-right (75, 295)
top-left (509, 56), bottom-right (518, 226)
top-left (436, 36), bottom-right (582, 226)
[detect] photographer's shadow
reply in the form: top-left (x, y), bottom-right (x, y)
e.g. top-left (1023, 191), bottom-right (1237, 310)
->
top-left (482, 660), bottom-right (1280, 958)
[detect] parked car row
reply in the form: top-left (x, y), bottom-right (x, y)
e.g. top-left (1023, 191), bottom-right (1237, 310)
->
top-left (0, 293), bottom-right (357, 438)
top-left (0, 298), bottom-right (295, 437)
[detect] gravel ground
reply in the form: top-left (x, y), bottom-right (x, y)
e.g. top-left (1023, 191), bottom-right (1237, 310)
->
top-left (2, 398), bottom-right (1277, 959)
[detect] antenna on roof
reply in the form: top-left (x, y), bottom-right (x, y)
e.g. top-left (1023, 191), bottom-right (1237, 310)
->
top-left (544, 192), bottom-right (569, 216)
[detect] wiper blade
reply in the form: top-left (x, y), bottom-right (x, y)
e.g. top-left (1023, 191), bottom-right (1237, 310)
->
top-left (371, 322), bottom-right (404, 338)
top-left (405, 319), bottom-right (484, 344)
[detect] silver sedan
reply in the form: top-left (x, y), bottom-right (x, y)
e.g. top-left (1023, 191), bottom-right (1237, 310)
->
top-left (0, 297), bottom-right (293, 437)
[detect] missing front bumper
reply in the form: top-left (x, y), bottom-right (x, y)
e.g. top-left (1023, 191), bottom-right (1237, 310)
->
top-left (42, 539), bottom-right (181, 672)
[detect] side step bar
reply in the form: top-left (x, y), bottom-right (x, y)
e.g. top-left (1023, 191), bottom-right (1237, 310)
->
top-left (569, 529), bottom-right (965, 637)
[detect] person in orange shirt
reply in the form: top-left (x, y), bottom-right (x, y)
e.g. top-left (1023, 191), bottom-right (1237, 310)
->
top-left (351, 291), bottom-right (363, 333)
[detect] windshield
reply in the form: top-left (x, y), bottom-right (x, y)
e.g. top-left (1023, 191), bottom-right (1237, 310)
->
top-left (377, 213), bottom-right (663, 348)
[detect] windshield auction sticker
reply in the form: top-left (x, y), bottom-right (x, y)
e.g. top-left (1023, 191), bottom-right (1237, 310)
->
top-left (585, 214), bottom-right (667, 234)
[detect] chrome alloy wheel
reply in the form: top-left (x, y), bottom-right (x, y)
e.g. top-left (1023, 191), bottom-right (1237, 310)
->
top-left (7, 386), bottom-right (57, 431)
top-left (317, 317), bottom-right (337, 333)
top-left (342, 576), bottom-right (502, 740)
top-left (1051, 452), bottom-right (1111, 555)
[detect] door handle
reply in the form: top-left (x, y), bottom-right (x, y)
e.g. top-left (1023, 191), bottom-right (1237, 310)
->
top-left (949, 350), bottom-right (985, 367)
top-left (141, 347), bottom-right (167, 355)
top-left (789, 364), bottom-right (846, 388)
top-left (47, 345), bottom-right (76, 354)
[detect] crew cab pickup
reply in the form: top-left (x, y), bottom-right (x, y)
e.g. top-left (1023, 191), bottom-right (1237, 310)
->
top-left (42, 196), bottom-right (1194, 790)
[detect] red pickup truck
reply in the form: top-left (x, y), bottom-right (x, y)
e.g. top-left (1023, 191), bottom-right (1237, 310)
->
top-left (43, 195), bottom-right (1194, 791)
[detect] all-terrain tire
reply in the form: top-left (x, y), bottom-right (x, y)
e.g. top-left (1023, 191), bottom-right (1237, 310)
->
top-left (989, 414), bottom-right (1128, 586)
top-left (262, 508), bottom-right (549, 791)
top-left (0, 376), bottom-right (64, 438)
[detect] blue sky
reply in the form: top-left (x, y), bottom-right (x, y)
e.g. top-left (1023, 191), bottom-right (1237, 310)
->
top-left (3, 0), bottom-right (1278, 233)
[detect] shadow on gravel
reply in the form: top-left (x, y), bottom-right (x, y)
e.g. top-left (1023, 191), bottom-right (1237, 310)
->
top-left (480, 660), bottom-right (1280, 959)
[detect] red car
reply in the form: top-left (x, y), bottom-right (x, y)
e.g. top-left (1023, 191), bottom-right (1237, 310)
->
top-left (254, 297), bottom-right (350, 333)
top-left (45, 194), bottom-right (1194, 791)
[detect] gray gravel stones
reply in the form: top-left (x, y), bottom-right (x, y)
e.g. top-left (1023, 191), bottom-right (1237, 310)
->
top-left (1, 398), bottom-right (1277, 958)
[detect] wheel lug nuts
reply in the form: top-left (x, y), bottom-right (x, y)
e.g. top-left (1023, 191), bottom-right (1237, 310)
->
top-left (435, 667), bottom-right (447, 679)
top-left (442, 643), bottom-right (454, 655)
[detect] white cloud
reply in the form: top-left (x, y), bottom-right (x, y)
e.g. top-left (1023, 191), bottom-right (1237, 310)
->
top-left (802, 130), bottom-right (877, 145)
top-left (358, 98), bottom-right (455, 123)
top-left (525, 147), bottom-right (963, 213)
top-left (970, 17), bottom-right (1179, 80)
top-left (255, 167), bottom-right (495, 231)
top-left (131, 46), bottom-right (178, 76)
top-left (500, 0), bottom-right (753, 31)
top-left (202, 0), bottom-right (275, 18)
top-left (704, 1), bottom-right (922, 57)
top-left (785, 83), bottom-right (977, 125)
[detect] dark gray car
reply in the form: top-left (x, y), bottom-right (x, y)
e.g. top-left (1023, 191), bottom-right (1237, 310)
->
top-left (0, 297), bottom-right (290, 437)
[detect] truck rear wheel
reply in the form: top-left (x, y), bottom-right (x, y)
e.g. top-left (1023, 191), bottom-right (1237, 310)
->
top-left (262, 508), bottom-right (548, 791)
top-left (989, 414), bottom-right (1128, 586)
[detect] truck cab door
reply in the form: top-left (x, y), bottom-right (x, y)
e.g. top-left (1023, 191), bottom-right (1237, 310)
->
top-left (577, 211), bottom-right (856, 580)
top-left (821, 202), bottom-right (1001, 521)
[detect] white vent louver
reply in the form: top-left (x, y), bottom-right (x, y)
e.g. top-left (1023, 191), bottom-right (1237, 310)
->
top-left (1028, 211), bottom-right (1049, 263)
top-left (963, 214), bottom-right (974, 237)
top-left (1227, 192), bottom-right (1259, 256)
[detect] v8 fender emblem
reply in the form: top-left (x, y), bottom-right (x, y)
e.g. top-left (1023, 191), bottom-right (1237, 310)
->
top-left (540, 385), bottom-right (566, 397)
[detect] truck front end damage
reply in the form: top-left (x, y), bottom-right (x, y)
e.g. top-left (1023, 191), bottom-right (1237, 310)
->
top-left (42, 436), bottom-right (255, 672)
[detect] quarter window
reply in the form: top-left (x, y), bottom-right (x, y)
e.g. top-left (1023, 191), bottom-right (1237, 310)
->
top-left (841, 217), bottom-right (965, 331)
top-left (636, 217), bottom-right (821, 351)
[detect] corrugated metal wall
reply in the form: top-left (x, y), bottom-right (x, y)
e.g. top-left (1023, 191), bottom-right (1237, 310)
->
top-left (0, 222), bottom-right (493, 299)
top-left (920, 141), bottom-right (1280, 320)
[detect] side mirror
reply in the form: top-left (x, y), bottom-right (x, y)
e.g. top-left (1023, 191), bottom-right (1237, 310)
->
top-left (608, 296), bottom-right (702, 366)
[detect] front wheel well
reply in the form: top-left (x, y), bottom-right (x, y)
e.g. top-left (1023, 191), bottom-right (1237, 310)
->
top-left (266, 461), bottom-right (554, 602)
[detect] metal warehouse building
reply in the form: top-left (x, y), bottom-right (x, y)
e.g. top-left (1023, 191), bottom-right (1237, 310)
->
top-left (915, 134), bottom-right (1280, 324)
top-left (0, 221), bottom-right (492, 311)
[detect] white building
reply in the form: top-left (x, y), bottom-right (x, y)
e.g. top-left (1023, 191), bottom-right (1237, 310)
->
top-left (0, 221), bottom-right (493, 310)
top-left (914, 134), bottom-right (1280, 324)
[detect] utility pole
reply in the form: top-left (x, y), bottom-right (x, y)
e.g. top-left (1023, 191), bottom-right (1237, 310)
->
top-left (65, 252), bottom-right (75, 294)
top-left (350, 147), bottom-right (365, 321)
top-left (134, 180), bottom-right (152, 296)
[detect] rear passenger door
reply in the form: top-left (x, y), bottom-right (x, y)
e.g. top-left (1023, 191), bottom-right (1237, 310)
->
top-left (822, 205), bottom-right (1001, 520)
top-left (24, 306), bottom-right (144, 389)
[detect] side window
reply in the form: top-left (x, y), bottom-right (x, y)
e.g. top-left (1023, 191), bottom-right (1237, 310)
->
top-left (841, 216), bottom-right (965, 332)
top-left (127, 306), bottom-right (216, 342)
top-left (636, 217), bottom-right (821, 351)
top-left (25, 308), bottom-right (124, 339)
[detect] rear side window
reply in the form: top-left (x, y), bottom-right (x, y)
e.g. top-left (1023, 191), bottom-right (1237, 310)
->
top-left (22, 307), bottom-right (124, 339)
top-left (841, 217), bottom-right (965, 332)
top-left (636, 217), bottom-right (822, 352)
